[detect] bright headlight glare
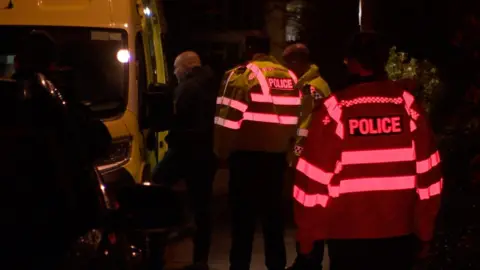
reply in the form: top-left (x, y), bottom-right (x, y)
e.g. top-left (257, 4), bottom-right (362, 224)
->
top-left (116, 49), bottom-right (130, 63)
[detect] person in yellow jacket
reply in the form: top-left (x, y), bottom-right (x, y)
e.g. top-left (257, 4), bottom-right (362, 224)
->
top-left (283, 43), bottom-right (331, 165)
top-left (282, 43), bottom-right (331, 270)
top-left (214, 36), bottom-right (300, 270)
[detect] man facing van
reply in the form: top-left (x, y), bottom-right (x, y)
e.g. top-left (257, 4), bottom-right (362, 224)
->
top-left (152, 51), bottom-right (218, 270)
top-left (215, 37), bottom-right (300, 270)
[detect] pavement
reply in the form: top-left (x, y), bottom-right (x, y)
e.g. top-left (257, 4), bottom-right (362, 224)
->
top-left (160, 170), bottom-right (480, 270)
top-left (162, 169), bottom-right (330, 270)
top-left (158, 156), bottom-right (480, 270)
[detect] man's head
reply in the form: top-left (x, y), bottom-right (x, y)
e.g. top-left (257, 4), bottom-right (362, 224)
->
top-left (344, 32), bottom-right (389, 76)
top-left (174, 51), bottom-right (201, 82)
top-left (245, 36), bottom-right (270, 60)
top-left (16, 30), bottom-right (57, 74)
top-left (283, 43), bottom-right (311, 77)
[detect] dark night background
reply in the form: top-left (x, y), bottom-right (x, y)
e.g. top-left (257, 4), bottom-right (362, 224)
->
top-left (161, 0), bottom-right (479, 89)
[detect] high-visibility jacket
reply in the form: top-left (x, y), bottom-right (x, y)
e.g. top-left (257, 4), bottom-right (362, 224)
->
top-left (291, 65), bottom-right (331, 163)
top-left (294, 79), bottom-right (442, 253)
top-left (214, 56), bottom-right (301, 159)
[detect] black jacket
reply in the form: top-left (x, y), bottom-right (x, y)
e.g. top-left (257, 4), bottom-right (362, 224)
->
top-left (166, 66), bottom-right (218, 151)
top-left (0, 73), bottom-right (111, 267)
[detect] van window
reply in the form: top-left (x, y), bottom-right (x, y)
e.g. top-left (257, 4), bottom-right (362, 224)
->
top-left (136, 32), bottom-right (148, 95)
top-left (0, 26), bottom-right (129, 119)
top-left (144, 17), bottom-right (158, 83)
top-left (161, 33), bottom-right (172, 83)
top-left (136, 32), bottom-right (150, 130)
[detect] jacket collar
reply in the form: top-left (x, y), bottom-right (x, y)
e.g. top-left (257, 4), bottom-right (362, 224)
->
top-left (296, 64), bottom-right (320, 88)
top-left (183, 66), bottom-right (203, 80)
top-left (347, 74), bottom-right (388, 86)
top-left (251, 54), bottom-right (280, 64)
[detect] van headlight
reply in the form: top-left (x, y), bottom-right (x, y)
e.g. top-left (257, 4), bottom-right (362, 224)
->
top-left (95, 136), bottom-right (132, 173)
top-left (67, 229), bottom-right (103, 261)
top-left (77, 229), bottom-right (103, 248)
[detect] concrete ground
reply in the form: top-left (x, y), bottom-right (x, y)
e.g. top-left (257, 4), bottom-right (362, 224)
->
top-left (161, 169), bottom-right (480, 270)
top-left (163, 169), bottom-right (330, 270)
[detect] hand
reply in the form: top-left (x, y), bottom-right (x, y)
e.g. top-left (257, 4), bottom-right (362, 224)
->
top-left (287, 151), bottom-right (298, 168)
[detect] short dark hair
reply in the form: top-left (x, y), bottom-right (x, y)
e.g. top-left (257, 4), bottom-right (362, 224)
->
top-left (17, 30), bottom-right (57, 72)
top-left (245, 36), bottom-right (270, 55)
top-left (346, 32), bottom-right (389, 72)
top-left (283, 43), bottom-right (310, 63)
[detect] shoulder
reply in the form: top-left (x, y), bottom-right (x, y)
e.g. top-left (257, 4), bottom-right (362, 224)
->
top-left (309, 76), bottom-right (330, 93)
top-left (222, 65), bottom-right (249, 87)
top-left (310, 75), bottom-right (329, 88)
top-left (225, 65), bottom-right (248, 76)
top-left (320, 93), bottom-right (340, 108)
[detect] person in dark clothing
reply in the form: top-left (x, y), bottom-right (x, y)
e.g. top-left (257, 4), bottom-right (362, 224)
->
top-left (14, 30), bottom-right (57, 75)
top-left (152, 51), bottom-right (218, 270)
top-left (13, 30), bottom-right (112, 164)
top-left (1, 31), bottom-right (112, 269)
top-left (16, 30), bottom-right (112, 157)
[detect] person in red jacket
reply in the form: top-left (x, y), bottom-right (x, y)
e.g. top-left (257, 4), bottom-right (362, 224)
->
top-left (293, 32), bottom-right (443, 270)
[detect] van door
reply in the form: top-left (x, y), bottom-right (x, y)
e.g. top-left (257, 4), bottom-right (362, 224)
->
top-left (143, 9), bottom-right (170, 164)
top-left (135, 31), bottom-right (157, 182)
top-left (137, 30), bottom-right (171, 182)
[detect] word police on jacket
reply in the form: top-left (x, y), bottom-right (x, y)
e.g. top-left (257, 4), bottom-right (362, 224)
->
top-left (348, 116), bottom-right (403, 136)
top-left (268, 78), bottom-right (294, 90)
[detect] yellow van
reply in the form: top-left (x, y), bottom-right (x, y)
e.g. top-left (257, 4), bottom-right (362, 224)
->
top-left (0, 0), bottom-right (170, 186)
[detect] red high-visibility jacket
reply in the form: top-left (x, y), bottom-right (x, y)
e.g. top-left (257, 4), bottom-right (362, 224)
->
top-left (294, 79), bottom-right (442, 253)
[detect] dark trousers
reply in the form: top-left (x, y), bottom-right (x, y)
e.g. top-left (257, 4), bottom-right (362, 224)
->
top-left (152, 147), bottom-right (216, 263)
top-left (228, 151), bottom-right (287, 270)
top-left (328, 235), bottom-right (416, 270)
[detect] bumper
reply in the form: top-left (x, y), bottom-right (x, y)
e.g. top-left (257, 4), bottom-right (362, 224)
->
top-left (101, 167), bottom-right (136, 187)
top-left (99, 167), bottom-right (136, 207)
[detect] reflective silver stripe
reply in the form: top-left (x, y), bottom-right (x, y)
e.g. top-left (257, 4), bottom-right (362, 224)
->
top-left (312, 91), bottom-right (324, 100)
top-left (297, 128), bottom-right (309, 137)
top-left (294, 145), bottom-right (304, 156)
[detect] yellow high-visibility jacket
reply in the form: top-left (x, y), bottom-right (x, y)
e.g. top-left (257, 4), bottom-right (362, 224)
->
top-left (214, 56), bottom-right (301, 159)
top-left (290, 64), bottom-right (331, 165)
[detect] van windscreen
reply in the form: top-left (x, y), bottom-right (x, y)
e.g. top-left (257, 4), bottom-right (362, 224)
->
top-left (0, 26), bottom-right (129, 119)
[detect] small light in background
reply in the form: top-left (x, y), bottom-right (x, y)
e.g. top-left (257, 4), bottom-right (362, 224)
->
top-left (116, 49), bottom-right (130, 63)
top-left (143, 7), bottom-right (151, 17)
top-left (358, 0), bottom-right (362, 28)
